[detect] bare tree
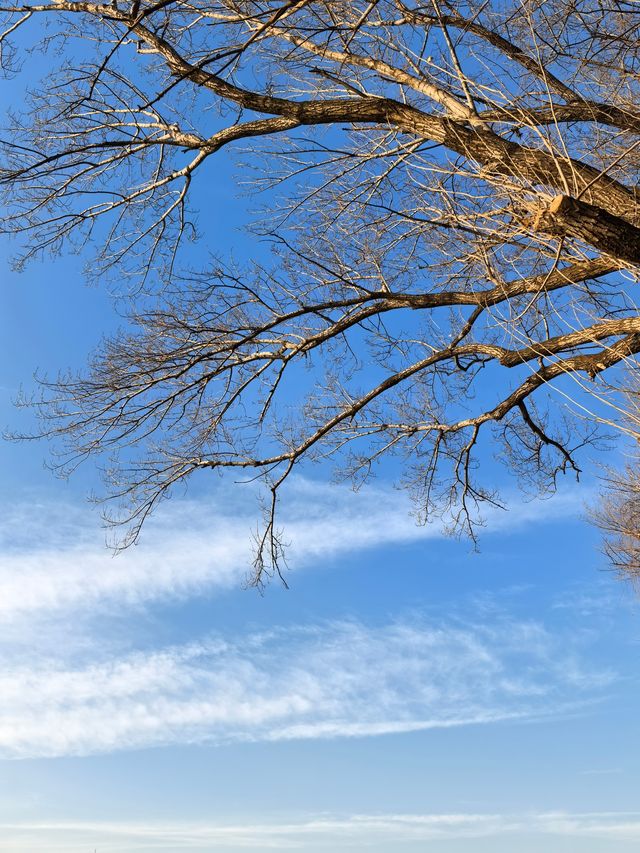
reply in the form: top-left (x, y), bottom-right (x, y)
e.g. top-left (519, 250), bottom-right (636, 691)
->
top-left (595, 461), bottom-right (640, 579)
top-left (592, 384), bottom-right (640, 579)
top-left (1, 0), bottom-right (640, 583)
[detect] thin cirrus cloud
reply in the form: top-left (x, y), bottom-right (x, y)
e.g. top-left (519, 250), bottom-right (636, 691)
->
top-left (1, 811), bottom-right (640, 850)
top-left (0, 480), bottom-right (603, 760)
top-left (0, 478), bottom-right (583, 619)
top-left (0, 615), bottom-right (613, 759)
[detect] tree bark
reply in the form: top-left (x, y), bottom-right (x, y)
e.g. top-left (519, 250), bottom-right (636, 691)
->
top-left (534, 195), bottom-right (640, 265)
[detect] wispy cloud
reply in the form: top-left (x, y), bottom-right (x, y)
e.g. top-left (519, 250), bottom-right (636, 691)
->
top-left (2, 810), bottom-right (640, 850)
top-left (0, 614), bottom-right (612, 759)
top-left (0, 481), bottom-right (608, 760)
top-left (0, 479), bottom-right (584, 620)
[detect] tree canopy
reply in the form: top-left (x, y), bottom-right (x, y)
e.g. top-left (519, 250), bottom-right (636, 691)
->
top-left (1, 0), bottom-right (639, 583)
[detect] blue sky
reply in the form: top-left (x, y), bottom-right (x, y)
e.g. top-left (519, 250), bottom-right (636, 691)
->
top-left (2, 41), bottom-right (640, 853)
top-left (1, 472), bottom-right (640, 853)
top-left (2, 281), bottom-right (640, 851)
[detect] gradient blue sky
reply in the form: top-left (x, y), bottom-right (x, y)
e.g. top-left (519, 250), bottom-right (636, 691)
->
top-left (1, 46), bottom-right (640, 853)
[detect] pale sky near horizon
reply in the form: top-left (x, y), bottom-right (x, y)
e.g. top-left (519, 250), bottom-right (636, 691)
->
top-left (1, 34), bottom-right (640, 853)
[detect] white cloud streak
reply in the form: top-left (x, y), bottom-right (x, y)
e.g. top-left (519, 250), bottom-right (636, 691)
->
top-left (0, 480), bottom-right (607, 759)
top-left (0, 479), bottom-right (584, 620)
top-left (0, 615), bottom-right (611, 759)
top-left (1, 810), bottom-right (640, 850)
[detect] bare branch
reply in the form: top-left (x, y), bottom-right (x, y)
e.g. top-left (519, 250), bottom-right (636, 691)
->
top-left (1, 0), bottom-right (639, 581)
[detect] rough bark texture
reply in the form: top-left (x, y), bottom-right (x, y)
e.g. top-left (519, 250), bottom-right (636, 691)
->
top-left (535, 195), bottom-right (640, 264)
